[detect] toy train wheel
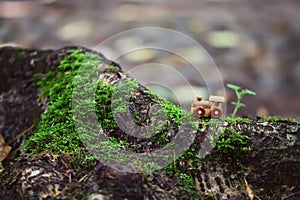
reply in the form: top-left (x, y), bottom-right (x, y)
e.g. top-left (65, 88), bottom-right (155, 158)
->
top-left (210, 107), bottom-right (222, 118)
top-left (193, 106), bottom-right (206, 118)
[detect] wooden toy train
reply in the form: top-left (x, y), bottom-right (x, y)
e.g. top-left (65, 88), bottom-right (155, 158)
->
top-left (191, 95), bottom-right (225, 119)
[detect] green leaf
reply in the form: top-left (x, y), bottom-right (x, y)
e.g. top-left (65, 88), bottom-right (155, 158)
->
top-left (231, 102), bottom-right (245, 107)
top-left (244, 89), bottom-right (256, 96)
top-left (239, 103), bottom-right (246, 107)
top-left (226, 83), bottom-right (241, 91)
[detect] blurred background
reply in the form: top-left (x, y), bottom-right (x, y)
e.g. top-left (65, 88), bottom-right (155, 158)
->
top-left (0, 0), bottom-right (299, 118)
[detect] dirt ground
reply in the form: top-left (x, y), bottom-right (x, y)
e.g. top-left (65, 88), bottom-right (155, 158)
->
top-left (0, 0), bottom-right (299, 118)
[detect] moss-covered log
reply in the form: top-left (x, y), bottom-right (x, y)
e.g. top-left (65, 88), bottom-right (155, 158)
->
top-left (0, 46), bottom-right (299, 200)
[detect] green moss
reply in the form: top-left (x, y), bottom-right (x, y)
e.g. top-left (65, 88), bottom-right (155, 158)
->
top-left (112, 78), bottom-right (139, 114)
top-left (16, 50), bottom-right (23, 60)
top-left (25, 50), bottom-right (88, 155)
top-left (177, 172), bottom-right (217, 200)
top-left (154, 99), bottom-right (183, 125)
top-left (226, 116), bottom-right (300, 125)
top-left (24, 49), bottom-right (164, 171)
top-left (24, 50), bottom-right (120, 167)
top-left (162, 125), bottom-right (250, 198)
top-left (260, 116), bottom-right (300, 125)
top-left (105, 65), bottom-right (121, 73)
top-left (95, 81), bottom-right (118, 130)
top-left (154, 98), bottom-right (201, 131)
top-left (225, 117), bottom-right (251, 125)
top-left (209, 128), bottom-right (251, 188)
top-left (178, 172), bottom-right (198, 198)
top-left (216, 127), bottom-right (251, 154)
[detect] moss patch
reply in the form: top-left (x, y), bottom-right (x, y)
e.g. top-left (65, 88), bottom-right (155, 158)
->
top-left (260, 116), bottom-right (300, 125)
top-left (24, 50), bottom-right (119, 167)
top-left (225, 117), bottom-right (251, 125)
top-left (216, 127), bottom-right (251, 154)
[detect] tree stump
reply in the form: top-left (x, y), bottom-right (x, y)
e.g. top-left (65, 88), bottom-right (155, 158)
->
top-left (0, 46), bottom-right (299, 200)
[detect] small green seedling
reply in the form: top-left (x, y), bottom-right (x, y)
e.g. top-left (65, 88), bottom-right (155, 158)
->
top-left (227, 83), bottom-right (256, 117)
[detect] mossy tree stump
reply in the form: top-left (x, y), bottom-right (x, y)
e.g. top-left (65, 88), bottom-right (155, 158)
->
top-left (0, 46), bottom-right (299, 200)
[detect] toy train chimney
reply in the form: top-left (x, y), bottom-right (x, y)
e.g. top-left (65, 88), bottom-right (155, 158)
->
top-left (196, 96), bottom-right (202, 101)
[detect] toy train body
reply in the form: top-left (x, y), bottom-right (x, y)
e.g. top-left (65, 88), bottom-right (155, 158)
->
top-left (191, 95), bottom-right (225, 119)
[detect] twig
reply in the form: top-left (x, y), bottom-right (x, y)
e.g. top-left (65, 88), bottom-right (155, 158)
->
top-left (7, 124), bottom-right (34, 145)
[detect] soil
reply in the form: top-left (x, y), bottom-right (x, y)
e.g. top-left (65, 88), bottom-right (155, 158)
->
top-left (0, 46), bottom-right (299, 200)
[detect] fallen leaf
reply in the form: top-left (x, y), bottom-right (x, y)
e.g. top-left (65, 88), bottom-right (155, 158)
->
top-left (244, 177), bottom-right (261, 200)
top-left (0, 134), bottom-right (12, 162)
